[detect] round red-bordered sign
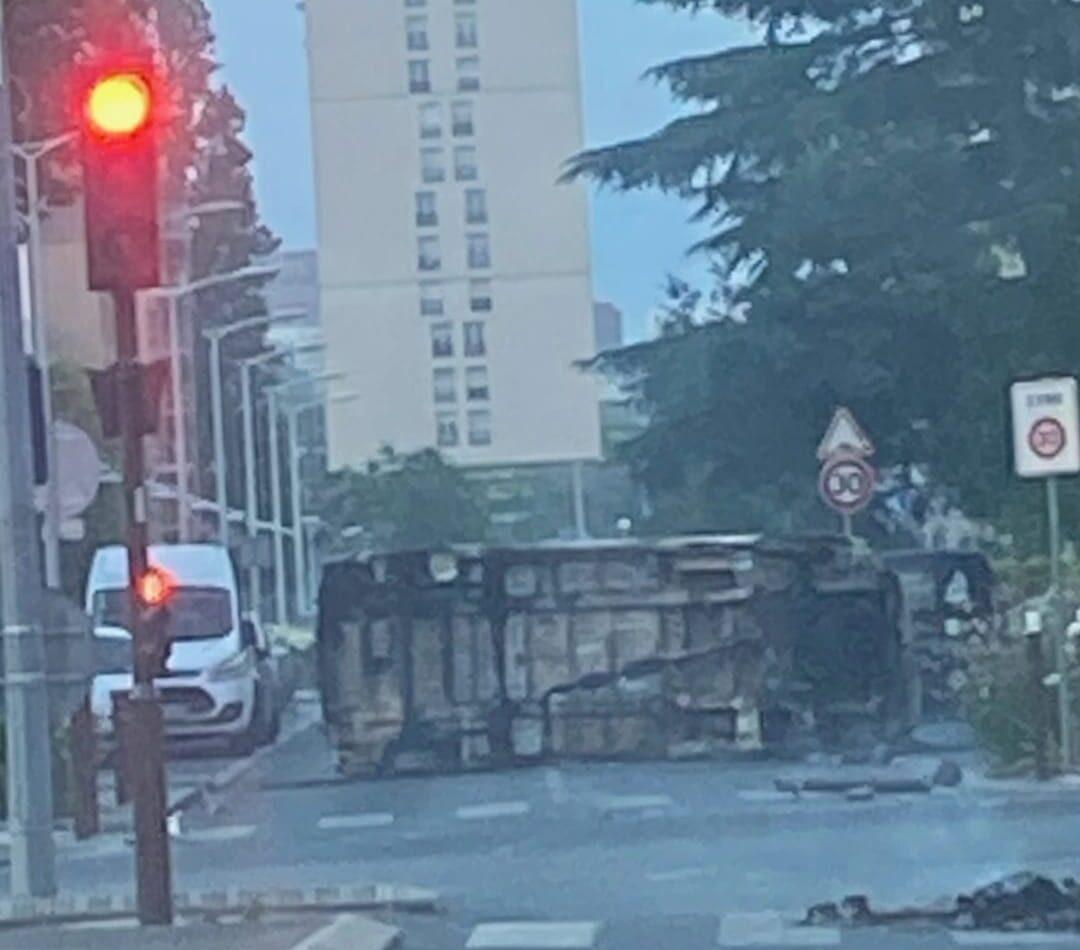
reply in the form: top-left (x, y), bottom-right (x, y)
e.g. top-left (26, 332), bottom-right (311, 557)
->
top-left (819, 454), bottom-right (876, 515)
top-left (1028, 417), bottom-right (1067, 460)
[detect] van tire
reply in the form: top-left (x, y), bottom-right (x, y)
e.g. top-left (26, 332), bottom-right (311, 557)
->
top-left (228, 701), bottom-right (260, 757)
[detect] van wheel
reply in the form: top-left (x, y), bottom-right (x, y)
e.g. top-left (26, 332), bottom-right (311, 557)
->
top-left (228, 701), bottom-right (260, 756)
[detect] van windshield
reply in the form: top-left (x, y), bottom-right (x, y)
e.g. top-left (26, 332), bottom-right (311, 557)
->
top-left (92, 587), bottom-right (233, 641)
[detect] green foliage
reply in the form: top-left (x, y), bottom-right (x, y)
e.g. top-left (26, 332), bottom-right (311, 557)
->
top-left (315, 448), bottom-right (490, 553)
top-left (571, 1), bottom-right (1080, 548)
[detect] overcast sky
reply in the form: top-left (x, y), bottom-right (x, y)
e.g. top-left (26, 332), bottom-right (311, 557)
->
top-left (207, 0), bottom-right (753, 341)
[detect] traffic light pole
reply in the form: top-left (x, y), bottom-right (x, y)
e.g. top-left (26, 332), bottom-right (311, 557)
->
top-left (114, 289), bottom-right (173, 925)
top-left (0, 8), bottom-right (57, 896)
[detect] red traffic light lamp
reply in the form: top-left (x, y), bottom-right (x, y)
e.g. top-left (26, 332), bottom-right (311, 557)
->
top-left (79, 61), bottom-right (160, 291)
top-left (85, 72), bottom-right (153, 139)
top-left (135, 566), bottom-right (174, 609)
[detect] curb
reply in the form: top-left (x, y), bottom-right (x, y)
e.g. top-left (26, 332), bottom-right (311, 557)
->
top-left (0, 882), bottom-right (438, 930)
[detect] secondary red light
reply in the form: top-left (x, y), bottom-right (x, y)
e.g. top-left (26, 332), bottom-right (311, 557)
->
top-left (85, 71), bottom-right (153, 138)
top-left (135, 566), bottom-right (174, 609)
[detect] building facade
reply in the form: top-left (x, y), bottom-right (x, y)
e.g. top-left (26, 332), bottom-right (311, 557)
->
top-left (305, 0), bottom-right (601, 470)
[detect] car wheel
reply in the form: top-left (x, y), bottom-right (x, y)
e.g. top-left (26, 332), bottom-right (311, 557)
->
top-left (228, 697), bottom-right (261, 756)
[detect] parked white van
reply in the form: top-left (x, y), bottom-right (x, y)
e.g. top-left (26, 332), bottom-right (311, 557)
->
top-left (85, 544), bottom-right (274, 754)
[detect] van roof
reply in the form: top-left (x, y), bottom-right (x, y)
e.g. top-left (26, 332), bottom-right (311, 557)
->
top-left (87, 544), bottom-right (236, 593)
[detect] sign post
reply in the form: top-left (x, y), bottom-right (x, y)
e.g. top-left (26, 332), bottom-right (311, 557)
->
top-left (1010, 376), bottom-right (1080, 771)
top-left (817, 408), bottom-right (876, 535)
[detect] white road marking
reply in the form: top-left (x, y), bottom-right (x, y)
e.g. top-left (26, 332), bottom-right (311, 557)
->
top-left (738, 789), bottom-right (798, 803)
top-left (544, 767), bottom-right (569, 804)
top-left (290, 913), bottom-right (401, 950)
top-left (466, 921), bottom-right (601, 948)
top-left (598, 794), bottom-right (675, 814)
top-left (456, 800), bottom-right (531, 820)
top-left (718, 912), bottom-right (840, 946)
top-left (952, 934), bottom-right (1080, 945)
top-left (179, 824), bottom-right (256, 843)
top-left (317, 812), bottom-right (395, 831)
top-left (647, 865), bottom-right (714, 883)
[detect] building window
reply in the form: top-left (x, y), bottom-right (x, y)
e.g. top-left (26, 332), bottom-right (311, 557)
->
top-left (408, 60), bottom-right (431, 94)
top-left (451, 101), bottom-right (474, 137)
top-left (455, 12), bottom-right (478, 49)
top-left (420, 280), bottom-right (444, 316)
top-left (433, 368), bottom-right (456, 404)
top-left (455, 145), bottom-right (478, 181)
top-left (457, 56), bottom-right (480, 91)
top-left (416, 190), bottom-right (438, 227)
top-left (436, 411), bottom-right (459, 448)
top-left (418, 235), bottom-right (441, 271)
top-left (469, 279), bottom-right (492, 312)
top-left (463, 321), bottom-right (486, 357)
top-left (466, 366), bottom-right (490, 402)
top-left (421, 147), bottom-right (445, 183)
top-left (406, 15), bottom-right (429, 51)
top-left (431, 321), bottom-right (454, 358)
top-left (419, 102), bottom-right (441, 139)
top-left (465, 188), bottom-right (487, 224)
top-left (468, 409), bottom-right (492, 446)
top-left (467, 233), bottom-right (491, 269)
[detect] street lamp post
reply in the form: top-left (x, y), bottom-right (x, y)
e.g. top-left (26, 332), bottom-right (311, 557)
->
top-left (264, 373), bottom-right (343, 623)
top-left (279, 391), bottom-right (358, 615)
top-left (203, 310), bottom-right (307, 545)
top-left (145, 260), bottom-right (279, 543)
top-left (236, 342), bottom-right (324, 620)
top-left (13, 131), bottom-right (76, 589)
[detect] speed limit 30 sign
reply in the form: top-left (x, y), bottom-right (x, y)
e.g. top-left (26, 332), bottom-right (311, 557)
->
top-left (818, 453), bottom-right (876, 515)
top-left (1010, 377), bottom-right (1080, 478)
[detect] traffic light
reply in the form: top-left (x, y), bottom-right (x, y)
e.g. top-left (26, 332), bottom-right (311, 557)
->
top-left (134, 566), bottom-right (174, 678)
top-left (79, 63), bottom-right (160, 291)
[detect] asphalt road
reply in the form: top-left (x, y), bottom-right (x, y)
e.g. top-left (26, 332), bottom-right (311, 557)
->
top-left (6, 723), bottom-right (1080, 949)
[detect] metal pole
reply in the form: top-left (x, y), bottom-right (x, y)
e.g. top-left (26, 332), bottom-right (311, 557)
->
top-left (286, 406), bottom-right (305, 618)
top-left (842, 513), bottom-right (853, 539)
top-left (0, 26), bottom-right (57, 892)
top-left (114, 289), bottom-right (172, 924)
top-left (209, 333), bottom-right (228, 544)
top-left (268, 389), bottom-right (287, 624)
top-left (241, 363), bottom-right (261, 616)
top-left (1048, 475), bottom-right (1072, 769)
top-left (571, 460), bottom-right (587, 539)
top-left (23, 156), bottom-right (61, 588)
top-left (168, 297), bottom-right (189, 541)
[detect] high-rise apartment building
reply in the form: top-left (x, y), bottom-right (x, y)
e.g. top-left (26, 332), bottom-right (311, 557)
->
top-left (305, 0), bottom-right (601, 469)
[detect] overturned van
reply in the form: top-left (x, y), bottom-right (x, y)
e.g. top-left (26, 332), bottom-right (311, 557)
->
top-left (316, 536), bottom-right (906, 775)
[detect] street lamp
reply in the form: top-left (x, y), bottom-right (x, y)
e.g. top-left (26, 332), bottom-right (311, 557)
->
top-left (144, 261), bottom-right (280, 541)
top-left (202, 309), bottom-right (308, 544)
top-left (276, 389), bottom-right (359, 615)
top-left (235, 342), bottom-right (324, 619)
top-left (264, 372), bottom-right (344, 624)
top-left (13, 131), bottom-right (77, 588)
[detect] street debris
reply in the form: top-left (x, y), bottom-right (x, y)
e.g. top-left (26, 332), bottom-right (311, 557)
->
top-left (804, 873), bottom-right (1080, 932)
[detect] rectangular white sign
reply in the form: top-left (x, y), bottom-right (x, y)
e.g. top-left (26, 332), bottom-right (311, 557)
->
top-left (1010, 376), bottom-right (1080, 478)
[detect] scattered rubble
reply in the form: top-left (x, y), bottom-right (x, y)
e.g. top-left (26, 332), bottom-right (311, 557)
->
top-left (803, 873), bottom-right (1080, 932)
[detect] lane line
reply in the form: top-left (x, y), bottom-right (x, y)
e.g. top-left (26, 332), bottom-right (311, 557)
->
top-left (597, 794), bottom-right (675, 813)
top-left (456, 800), bottom-right (531, 820)
top-left (317, 812), bottom-right (395, 831)
top-left (952, 934), bottom-right (1080, 945)
top-left (718, 912), bottom-right (840, 947)
top-left (647, 865), bottom-right (714, 883)
top-left (466, 921), bottom-right (601, 949)
top-left (290, 913), bottom-right (401, 950)
top-left (179, 824), bottom-right (256, 843)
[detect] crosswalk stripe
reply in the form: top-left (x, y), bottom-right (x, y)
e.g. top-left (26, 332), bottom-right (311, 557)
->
top-left (317, 812), bottom-right (395, 830)
top-left (718, 912), bottom-right (840, 946)
top-left (456, 801), bottom-right (531, 820)
top-left (466, 921), bottom-right (601, 949)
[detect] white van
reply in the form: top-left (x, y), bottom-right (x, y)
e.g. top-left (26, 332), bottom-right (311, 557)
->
top-left (85, 543), bottom-right (271, 754)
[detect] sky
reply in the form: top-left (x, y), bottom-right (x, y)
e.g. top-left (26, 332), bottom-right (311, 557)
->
top-left (207, 0), bottom-right (754, 342)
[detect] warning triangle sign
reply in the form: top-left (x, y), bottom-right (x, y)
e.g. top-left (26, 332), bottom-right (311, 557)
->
top-left (817, 407), bottom-right (875, 461)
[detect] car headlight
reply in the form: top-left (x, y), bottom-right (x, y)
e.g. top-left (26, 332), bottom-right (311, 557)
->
top-left (207, 649), bottom-right (255, 682)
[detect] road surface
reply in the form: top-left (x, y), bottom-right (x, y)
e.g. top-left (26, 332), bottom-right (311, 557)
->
top-left (4, 719), bottom-right (1080, 948)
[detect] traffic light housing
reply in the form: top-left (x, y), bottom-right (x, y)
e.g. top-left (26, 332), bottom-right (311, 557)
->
top-left (79, 63), bottom-right (160, 291)
top-left (134, 566), bottom-right (174, 678)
